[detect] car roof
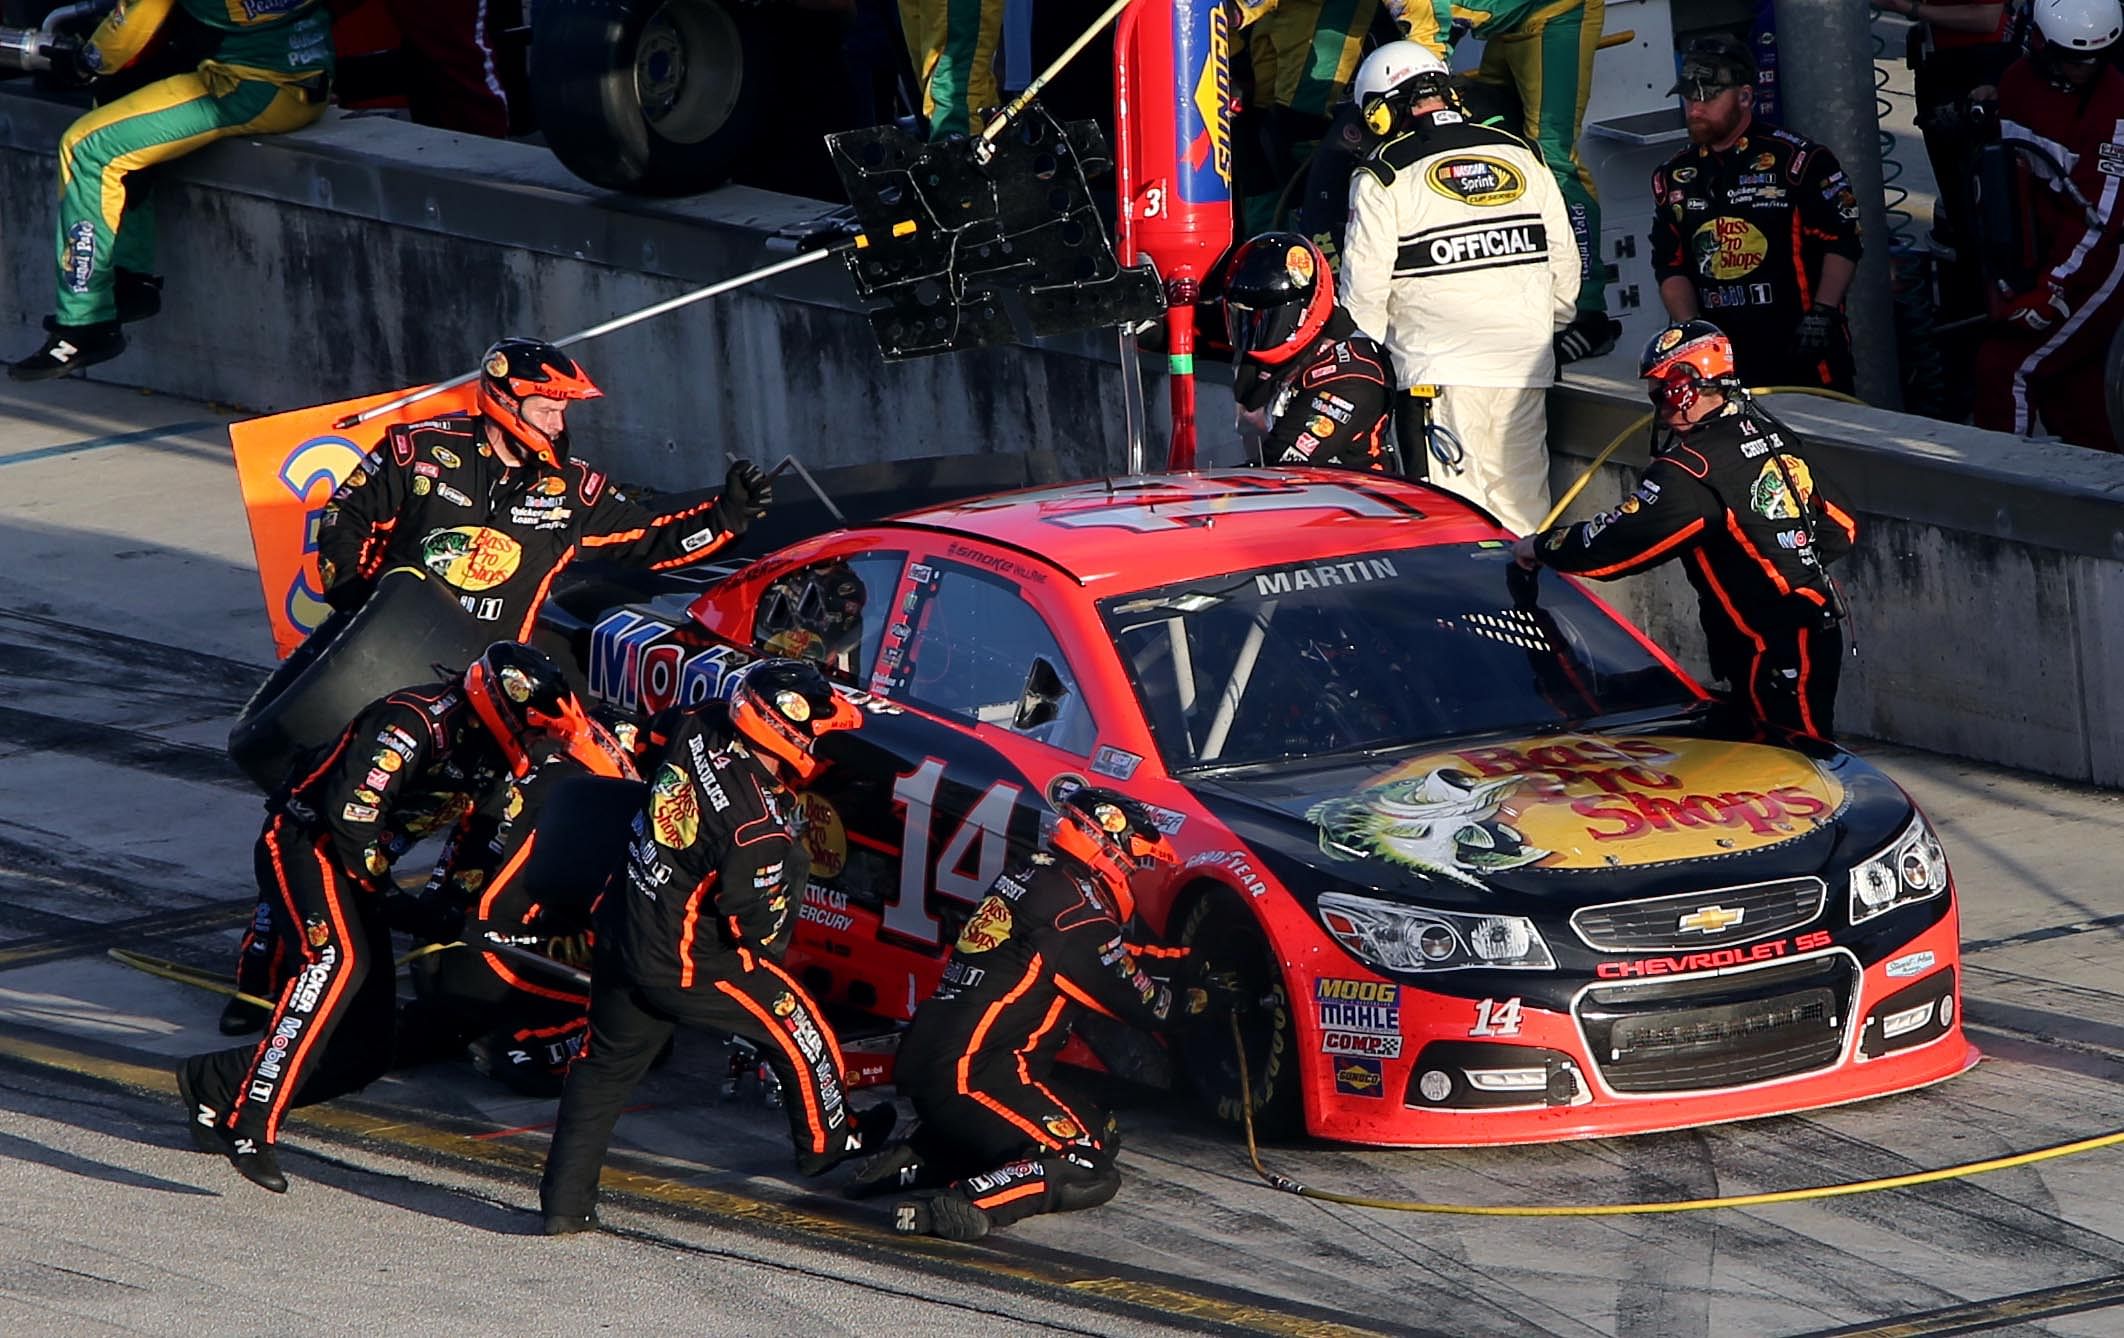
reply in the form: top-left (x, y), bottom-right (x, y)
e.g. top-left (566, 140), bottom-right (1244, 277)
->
top-left (882, 468), bottom-right (1509, 592)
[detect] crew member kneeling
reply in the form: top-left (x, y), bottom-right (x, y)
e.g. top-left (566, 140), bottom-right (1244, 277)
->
top-left (849, 788), bottom-right (1227, 1242)
top-left (177, 642), bottom-right (587, 1192)
top-left (1512, 322), bottom-right (1858, 739)
top-left (538, 659), bottom-right (893, 1234)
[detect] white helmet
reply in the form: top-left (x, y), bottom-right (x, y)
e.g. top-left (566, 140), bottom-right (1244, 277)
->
top-left (1353, 40), bottom-right (1450, 104)
top-left (2034, 0), bottom-right (2122, 51)
top-left (1352, 41), bottom-right (1453, 136)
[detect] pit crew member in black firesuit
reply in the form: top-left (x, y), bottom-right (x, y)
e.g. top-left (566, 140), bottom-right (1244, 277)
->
top-left (316, 336), bottom-right (773, 642)
top-left (1223, 233), bottom-right (1394, 471)
top-left (394, 712), bottom-right (641, 1096)
top-left (220, 335), bottom-right (774, 1034)
top-left (1651, 35), bottom-right (1865, 394)
top-left (538, 659), bottom-right (896, 1234)
top-left (177, 642), bottom-right (591, 1192)
top-left (1511, 321), bottom-right (1859, 739)
top-left (846, 788), bottom-right (1233, 1243)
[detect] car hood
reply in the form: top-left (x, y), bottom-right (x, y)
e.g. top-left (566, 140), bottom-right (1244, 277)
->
top-left (1184, 713), bottom-right (1915, 913)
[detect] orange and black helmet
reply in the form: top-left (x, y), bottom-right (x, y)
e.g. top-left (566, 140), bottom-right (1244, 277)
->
top-left (1639, 320), bottom-right (1737, 417)
top-left (1219, 232), bottom-right (1336, 366)
top-left (477, 337), bottom-right (601, 467)
top-left (462, 641), bottom-right (595, 777)
top-left (725, 657), bottom-right (862, 783)
top-left (1050, 786), bottom-right (1178, 921)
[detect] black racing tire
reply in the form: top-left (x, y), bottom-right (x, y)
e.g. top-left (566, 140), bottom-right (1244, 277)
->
top-left (529, 0), bottom-right (767, 197)
top-left (1171, 888), bottom-right (1304, 1139)
top-left (226, 567), bottom-right (492, 792)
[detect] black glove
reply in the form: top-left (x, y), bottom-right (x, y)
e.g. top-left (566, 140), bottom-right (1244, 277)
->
top-left (39, 33), bottom-right (98, 85)
top-left (717, 460), bottom-right (773, 532)
top-left (1793, 304), bottom-right (1846, 356)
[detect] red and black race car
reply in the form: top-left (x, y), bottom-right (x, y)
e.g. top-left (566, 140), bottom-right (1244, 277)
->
top-left (537, 468), bottom-right (1975, 1147)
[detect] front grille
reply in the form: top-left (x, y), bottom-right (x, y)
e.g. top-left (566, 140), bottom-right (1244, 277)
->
top-left (1578, 954), bottom-right (1854, 1094)
top-left (1571, 878), bottom-right (1827, 952)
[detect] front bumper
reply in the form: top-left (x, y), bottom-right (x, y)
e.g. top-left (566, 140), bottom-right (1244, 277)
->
top-left (1296, 900), bottom-right (1976, 1147)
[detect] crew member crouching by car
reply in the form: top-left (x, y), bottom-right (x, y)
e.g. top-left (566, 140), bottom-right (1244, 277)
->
top-left (847, 788), bottom-right (1238, 1242)
top-left (1222, 232), bottom-right (1394, 472)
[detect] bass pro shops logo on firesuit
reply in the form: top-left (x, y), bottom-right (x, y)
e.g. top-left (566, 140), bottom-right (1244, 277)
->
top-left (63, 221), bottom-right (96, 294)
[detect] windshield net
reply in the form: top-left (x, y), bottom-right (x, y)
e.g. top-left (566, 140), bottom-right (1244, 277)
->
top-left (1100, 544), bottom-right (1698, 770)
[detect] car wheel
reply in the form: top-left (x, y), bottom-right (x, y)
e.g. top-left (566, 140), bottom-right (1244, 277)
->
top-left (528, 0), bottom-right (765, 197)
top-left (227, 567), bottom-right (491, 792)
top-left (1173, 888), bottom-right (1304, 1139)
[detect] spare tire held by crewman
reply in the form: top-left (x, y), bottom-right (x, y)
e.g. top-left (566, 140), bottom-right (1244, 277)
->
top-left (227, 566), bottom-right (492, 792)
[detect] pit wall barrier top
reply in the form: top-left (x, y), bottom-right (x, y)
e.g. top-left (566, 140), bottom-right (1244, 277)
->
top-left (2, 87), bottom-right (2117, 785)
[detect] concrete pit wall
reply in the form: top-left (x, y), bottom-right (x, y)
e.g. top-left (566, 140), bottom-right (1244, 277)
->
top-left (2, 87), bottom-right (2119, 785)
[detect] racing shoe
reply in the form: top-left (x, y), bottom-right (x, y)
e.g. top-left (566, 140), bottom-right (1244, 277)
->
top-left (173, 1062), bottom-right (222, 1154)
top-left (219, 994), bottom-right (271, 1036)
top-left (8, 320), bottom-right (124, 381)
top-left (1552, 311), bottom-right (1623, 366)
top-left (796, 1101), bottom-right (898, 1177)
top-left (222, 1132), bottom-right (289, 1194)
top-left (892, 1193), bottom-right (991, 1242)
top-left (543, 1211), bottom-right (599, 1236)
top-left (844, 1141), bottom-right (931, 1199)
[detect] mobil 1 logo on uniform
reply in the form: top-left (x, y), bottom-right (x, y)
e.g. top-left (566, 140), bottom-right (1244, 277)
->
top-left (1316, 978), bottom-right (1402, 1058)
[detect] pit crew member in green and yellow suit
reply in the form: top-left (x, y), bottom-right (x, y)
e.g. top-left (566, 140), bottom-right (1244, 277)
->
top-left (8, 0), bottom-right (334, 381)
top-left (1387, 0), bottom-right (1621, 362)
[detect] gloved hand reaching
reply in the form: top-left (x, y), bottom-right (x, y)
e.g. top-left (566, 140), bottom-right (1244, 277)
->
top-left (717, 459), bottom-right (773, 532)
top-left (1183, 969), bottom-right (1249, 1023)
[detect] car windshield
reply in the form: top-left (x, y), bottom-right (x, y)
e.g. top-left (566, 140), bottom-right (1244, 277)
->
top-left (1099, 543), bottom-right (1700, 771)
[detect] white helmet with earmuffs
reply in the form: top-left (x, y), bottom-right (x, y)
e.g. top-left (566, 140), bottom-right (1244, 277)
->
top-left (1352, 41), bottom-right (1454, 137)
top-left (2033, 0), bottom-right (2123, 51)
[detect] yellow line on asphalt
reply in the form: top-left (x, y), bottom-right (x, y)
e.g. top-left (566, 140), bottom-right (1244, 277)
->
top-left (0, 1031), bottom-right (1375, 1338)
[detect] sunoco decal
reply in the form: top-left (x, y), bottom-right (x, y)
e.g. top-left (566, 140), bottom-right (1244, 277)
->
top-left (1309, 735), bottom-right (1845, 883)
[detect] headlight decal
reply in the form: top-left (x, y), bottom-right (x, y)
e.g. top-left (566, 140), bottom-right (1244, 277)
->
top-left (1847, 813), bottom-right (1949, 925)
top-left (1316, 891), bottom-right (1556, 973)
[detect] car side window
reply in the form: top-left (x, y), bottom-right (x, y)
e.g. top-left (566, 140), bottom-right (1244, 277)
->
top-left (750, 553), bottom-right (903, 684)
top-left (883, 560), bottom-right (1096, 754)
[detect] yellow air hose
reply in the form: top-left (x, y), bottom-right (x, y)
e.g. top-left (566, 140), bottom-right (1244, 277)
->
top-left (1227, 1015), bottom-right (2124, 1216)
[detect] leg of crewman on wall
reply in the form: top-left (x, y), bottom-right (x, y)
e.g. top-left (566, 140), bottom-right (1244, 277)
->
top-left (52, 74), bottom-right (322, 328)
top-left (899, 0), bottom-right (1002, 138)
top-left (1502, 0), bottom-right (1607, 316)
top-left (1752, 622), bottom-right (1843, 739)
top-left (1430, 384), bottom-right (1553, 534)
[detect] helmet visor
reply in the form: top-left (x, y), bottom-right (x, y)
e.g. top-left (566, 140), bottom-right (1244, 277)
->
top-left (1224, 299), bottom-right (1306, 362)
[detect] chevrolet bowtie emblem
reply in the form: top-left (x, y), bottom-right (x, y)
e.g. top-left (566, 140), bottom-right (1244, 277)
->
top-left (1678, 904), bottom-right (1745, 934)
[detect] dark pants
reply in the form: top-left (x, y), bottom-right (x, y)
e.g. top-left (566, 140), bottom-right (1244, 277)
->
top-left (539, 944), bottom-right (854, 1219)
top-left (1707, 614), bottom-right (1844, 741)
top-left (186, 816), bottom-right (396, 1142)
top-left (901, 1054), bottom-right (1121, 1229)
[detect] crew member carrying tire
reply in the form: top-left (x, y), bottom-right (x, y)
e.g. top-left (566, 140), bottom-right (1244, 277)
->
top-left (317, 337), bottom-right (772, 640)
top-left (1222, 232), bottom-right (1395, 471)
top-left (848, 787), bottom-right (1234, 1243)
top-left (1512, 321), bottom-right (1859, 739)
top-left (538, 658), bottom-right (895, 1234)
top-left (177, 642), bottom-right (592, 1193)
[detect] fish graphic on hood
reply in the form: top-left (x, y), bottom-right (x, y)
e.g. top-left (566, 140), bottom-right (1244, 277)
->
top-left (1308, 766), bottom-right (1549, 887)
